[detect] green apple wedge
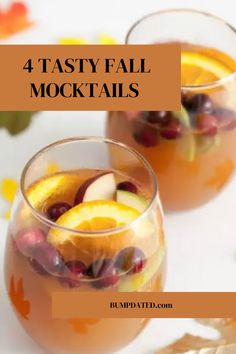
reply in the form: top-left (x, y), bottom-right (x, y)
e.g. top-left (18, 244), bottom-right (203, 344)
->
top-left (173, 105), bottom-right (197, 162)
top-left (116, 190), bottom-right (148, 213)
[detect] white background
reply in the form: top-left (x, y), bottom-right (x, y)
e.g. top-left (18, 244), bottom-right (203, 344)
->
top-left (1, 0), bottom-right (236, 353)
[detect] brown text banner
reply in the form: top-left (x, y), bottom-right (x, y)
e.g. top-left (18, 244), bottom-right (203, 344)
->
top-left (0, 44), bottom-right (180, 111)
top-left (52, 292), bottom-right (236, 318)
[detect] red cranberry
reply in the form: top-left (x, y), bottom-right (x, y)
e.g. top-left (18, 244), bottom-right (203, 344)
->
top-left (133, 123), bottom-right (158, 147)
top-left (60, 261), bottom-right (87, 287)
top-left (28, 258), bottom-right (50, 276)
top-left (185, 94), bottom-right (213, 114)
top-left (181, 91), bottom-right (190, 107)
top-left (32, 242), bottom-right (65, 275)
top-left (146, 111), bottom-right (171, 125)
top-left (197, 114), bottom-right (218, 136)
top-left (215, 108), bottom-right (236, 130)
top-left (47, 202), bottom-right (71, 221)
top-left (88, 259), bottom-right (119, 289)
top-left (117, 181), bottom-right (137, 194)
top-left (115, 247), bottom-right (146, 274)
top-left (15, 228), bottom-right (46, 257)
top-left (66, 260), bottom-right (87, 277)
top-left (160, 119), bottom-right (183, 140)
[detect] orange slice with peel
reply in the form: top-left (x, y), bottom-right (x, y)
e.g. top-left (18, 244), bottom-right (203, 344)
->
top-left (17, 173), bottom-right (82, 230)
top-left (26, 173), bottom-right (82, 210)
top-left (48, 200), bottom-right (140, 242)
top-left (48, 200), bottom-right (156, 265)
top-left (181, 51), bottom-right (232, 85)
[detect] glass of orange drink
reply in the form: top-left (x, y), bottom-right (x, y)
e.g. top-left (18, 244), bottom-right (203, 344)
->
top-left (4, 137), bottom-right (165, 354)
top-left (107, 9), bottom-right (236, 211)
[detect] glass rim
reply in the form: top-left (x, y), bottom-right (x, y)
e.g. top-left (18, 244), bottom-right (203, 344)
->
top-left (20, 136), bottom-right (159, 236)
top-left (125, 8), bottom-right (236, 89)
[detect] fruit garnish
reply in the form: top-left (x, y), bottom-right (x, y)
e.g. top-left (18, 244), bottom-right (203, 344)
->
top-left (173, 106), bottom-right (197, 162)
top-left (118, 246), bottom-right (165, 292)
top-left (47, 202), bottom-right (71, 221)
top-left (32, 242), bottom-right (65, 275)
top-left (15, 228), bottom-right (46, 257)
top-left (59, 260), bottom-right (87, 288)
top-left (184, 93), bottom-right (213, 114)
top-left (181, 51), bottom-right (232, 85)
top-left (173, 105), bottom-right (191, 128)
top-left (117, 181), bottom-right (138, 194)
top-left (196, 135), bottom-right (220, 154)
top-left (26, 173), bottom-right (82, 211)
top-left (116, 190), bottom-right (148, 213)
top-left (178, 131), bottom-right (197, 162)
top-left (28, 258), bottom-right (50, 277)
top-left (146, 111), bottom-right (171, 125)
top-left (65, 260), bottom-right (87, 277)
top-left (47, 200), bottom-right (156, 265)
top-left (133, 122), bottom-right (158, 147)
top-left (115, 247), bottom-right (146, 274)
top-left (48, 200), bottom-right (140, 241)
top-left (74, 172), bottom-right (116, 205)
top-left (88, 259), bottom-right (119, 289)
top-left (160, 119), bottom-right (183, 140)
top-left (196, 114), bottom-right (218, 136)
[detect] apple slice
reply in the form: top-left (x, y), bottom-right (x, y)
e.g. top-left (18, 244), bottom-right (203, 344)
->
top-left (74, 172), bottom-right (116, 205)
top-left (116, 190), bottom-right (148, 213)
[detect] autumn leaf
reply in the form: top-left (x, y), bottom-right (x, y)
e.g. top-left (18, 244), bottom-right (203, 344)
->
top-left (205, 160), bottom-right (234, 190)
top-left (69, 318), bottom-right (100, 334)
top-left (0, 2), bottom-right (33, 39)
top-left (155, 334), bottom-right (224, 353)
top-left (155, 318), bottom-right (236, 354)
top-left (9, 276), bottom-right (31, 320)
top-left (197, 318), bottom-right (236, 343)
top-left (0, 111), bottom-right (36, 135)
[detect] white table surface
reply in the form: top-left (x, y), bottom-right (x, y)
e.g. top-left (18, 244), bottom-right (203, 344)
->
top-left (1, 0), bottom-right (236, 353)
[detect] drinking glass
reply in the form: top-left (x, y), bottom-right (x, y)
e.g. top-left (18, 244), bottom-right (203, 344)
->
top-left (107, 10), bottom-right (236, 211)
top-left (4, 137), bottom-right (166, 354)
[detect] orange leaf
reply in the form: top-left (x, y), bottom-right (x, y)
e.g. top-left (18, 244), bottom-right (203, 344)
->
top-left (205, 160), bottom-right (234, 190)
top-left (69, 318), bottom-right (100, 334)
top-left (9, 275), bottom-right (31, 320)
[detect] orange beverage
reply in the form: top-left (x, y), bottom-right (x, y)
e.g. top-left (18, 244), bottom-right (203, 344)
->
top-left (107, 10), bottom-right (236, 211)
top-left (4, 138), bottom-right (165, 354)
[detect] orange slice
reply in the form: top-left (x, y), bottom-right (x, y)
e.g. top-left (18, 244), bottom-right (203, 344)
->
top-left (48, 200), bottom-right (140, 243)
top-left (181, 51), bottom-right (232, 85)
top-left (18, 173), bottom-right (82, 230)
top-left (26, 173), bottom-right (82, 210)
top-left (47, 200), bottom-right (156, 265)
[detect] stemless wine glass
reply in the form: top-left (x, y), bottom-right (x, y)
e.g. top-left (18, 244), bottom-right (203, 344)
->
top-left (107, 9), bottom-right (236, 211)
top-left (4, 137), bottom-right (166, 354)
